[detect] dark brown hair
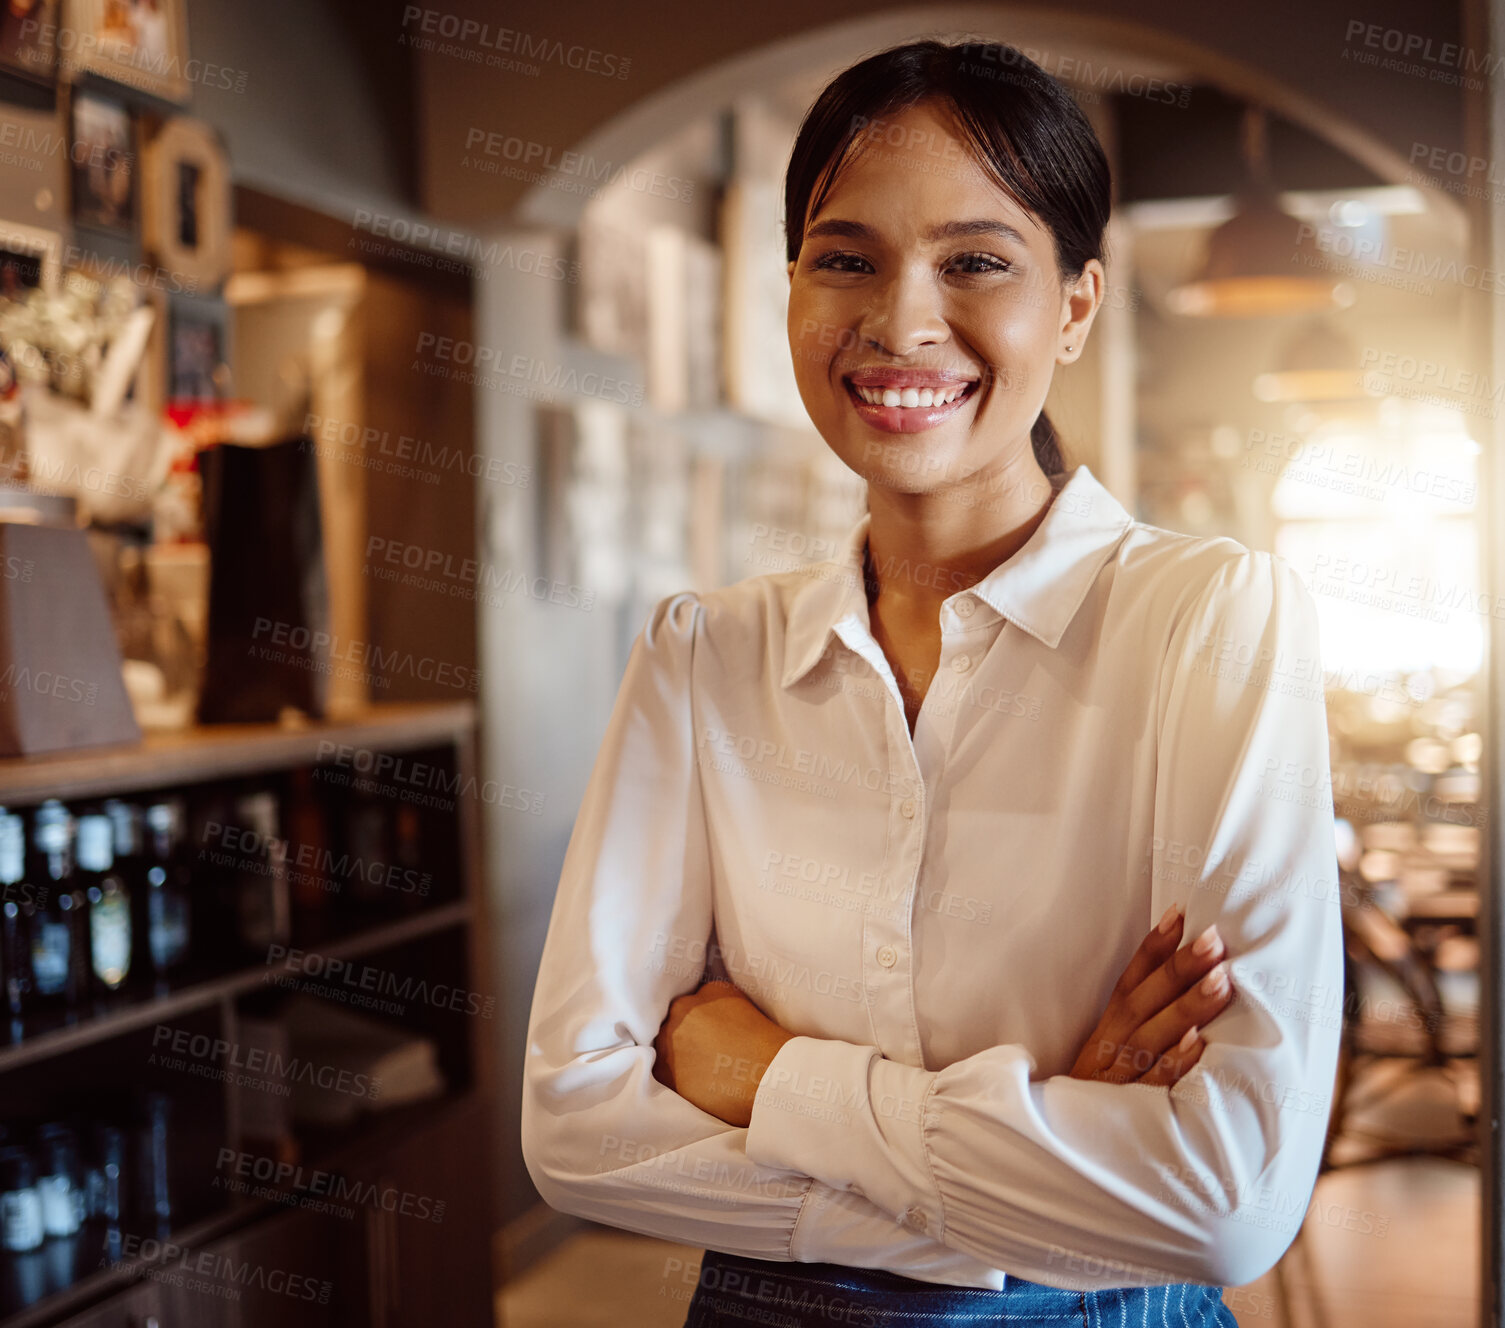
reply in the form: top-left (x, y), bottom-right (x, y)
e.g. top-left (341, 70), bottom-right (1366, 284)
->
top-left (783, 39), bottom-right (1112, 475)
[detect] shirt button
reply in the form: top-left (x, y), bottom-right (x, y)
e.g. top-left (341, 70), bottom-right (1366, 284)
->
top-left (951, 653), bottom-right (972, 673)
top-left (902, 1207), bottom-right (928, 1233)
top-left (955, 597), bottom-right (975, 618)
top-left (900, 798), bottom-right (916, 818)
top-left (876, 944), bottom-right (898, 967)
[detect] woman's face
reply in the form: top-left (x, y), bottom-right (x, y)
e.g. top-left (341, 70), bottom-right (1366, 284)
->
top-left (787, 99), bottom-right (1102, 498)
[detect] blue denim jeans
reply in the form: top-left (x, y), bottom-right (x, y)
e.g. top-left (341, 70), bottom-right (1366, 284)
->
top-left (683, 1248), bottom-right (1240, 1327)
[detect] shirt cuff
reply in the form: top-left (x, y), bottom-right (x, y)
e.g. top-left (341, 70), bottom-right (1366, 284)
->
top-left (745, 1035), bottom-right (944, 1237)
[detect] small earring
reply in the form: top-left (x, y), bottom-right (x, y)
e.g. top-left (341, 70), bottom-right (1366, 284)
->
top-left (1065, 344), bottom-right (1073, 352)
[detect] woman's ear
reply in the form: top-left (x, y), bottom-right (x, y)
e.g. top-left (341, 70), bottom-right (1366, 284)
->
top-left (787, 259), bottom-right (796, 285)
top-left (1058, 258), bottom-right (1105, 363)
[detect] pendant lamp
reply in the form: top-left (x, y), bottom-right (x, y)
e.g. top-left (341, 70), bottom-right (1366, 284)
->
top-left (1166, 106), bottom-right (1356, 317)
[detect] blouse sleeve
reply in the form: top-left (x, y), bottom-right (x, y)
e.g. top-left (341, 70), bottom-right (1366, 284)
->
top-left (520, 589), bottom-right (1020, 1279)
top-left (743, 551), bottom-right (1345, 1290)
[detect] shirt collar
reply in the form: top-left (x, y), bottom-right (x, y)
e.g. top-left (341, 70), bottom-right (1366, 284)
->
top-left (780, 463), bottom-right (1134, 689)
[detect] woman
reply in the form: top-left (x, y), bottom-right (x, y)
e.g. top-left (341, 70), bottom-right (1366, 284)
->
top-left (522, 39), bottom-right (1341, 1327)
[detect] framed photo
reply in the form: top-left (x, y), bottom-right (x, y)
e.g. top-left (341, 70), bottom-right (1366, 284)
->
top-left (63, 0), bottom-right (190, 102)
top-left (0, 105), bottom-right (66, 230)
top-left (70, 86), bottom-right (136, 235)
top-left (643, 224), bottom-right (722, 413)
top-left (720, 177), bottom-right (808, 429)
top-left (142, 116), bottom-right (231, 291)
top-left (166, 294), bottom-right (229, 404)
top-left (0, 218), bottom-right (61, 297)
top-left (534, 403), bottom-right (577, 588)
top-left (0, 0), bottom-right (59, 83)
top-left (574, 214), bottom-right (649, 366)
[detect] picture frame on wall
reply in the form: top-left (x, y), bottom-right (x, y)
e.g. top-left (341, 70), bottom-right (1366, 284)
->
top-left (0, 0), bottom-right (60, 83)
top-left (644, 224), bottom-right (722, 414)
top-left (574, 213), bottom-right (649, 368)
top-left (720, 176), bottom-right (808, 429)
top-left (63, 0), bottom-right (190, 103)
top-left (534, 403), bottom-right (576, 589)
top-left (69, 86), bottom-right (136, 235)
top-left (166, 294), bottom-right (229, 406)
top-left (142, 116), bottom-right (232, 291)
top-left (0, 219), bottom-right (61, 297)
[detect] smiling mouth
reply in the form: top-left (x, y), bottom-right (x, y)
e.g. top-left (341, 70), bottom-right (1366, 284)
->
top-left (842, 367), bottom-right (981, 403)
top-left (840, 371), bottom-right (980, 432)
top-left (847, 380), bottom-right (976, 408)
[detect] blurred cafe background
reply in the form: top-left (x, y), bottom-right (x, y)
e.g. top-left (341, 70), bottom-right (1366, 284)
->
top-left (0, 0), bottom-right (1497, 1325)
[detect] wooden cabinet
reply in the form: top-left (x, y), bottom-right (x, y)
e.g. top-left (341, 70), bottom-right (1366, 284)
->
top-left (42, 1097), bottom-right (494, 1328)
top-left (154, 1208), bottom-right (337, 1328)
top-left (342, 1094), bottom-right (492, 1328)
top-left (0, 705), bottom-right (496, 1328)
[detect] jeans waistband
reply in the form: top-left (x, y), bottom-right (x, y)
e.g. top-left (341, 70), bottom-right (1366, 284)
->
top-left (683, 1248), bottom-right (1236, 1328)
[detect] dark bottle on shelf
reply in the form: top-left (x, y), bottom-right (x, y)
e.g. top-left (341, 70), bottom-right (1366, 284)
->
top-left (33, 1124), bottom-right (85, 1238)
top-left (104, 800), bottom-right (151, 980)
top-left (142, 800), bottom-right (192, 976)
top-left (188, 782), bottom-right (238, 959)
top-left (342, 789), bottom-right (392, 914)
top-left (36, 1122), bottom-right (86, 1293)
top-left (284, 767), bottom-right (334, 943)
top-left (86, 1122), bottom-right (124, 1227)
top-left (0, 1144), bottom-right (43, 1252)
top-left (227, 789), bottom-right (290, 958)
top-left (394, 802), bottom-right (428, 910)
top-left (25, 803), bottom-right (89, 1013)
top-left (0, 810), bottom-right (31, 1019)
top-left (72, 1116), bottom-right (126, 1243)
top-left (75, 814), bottom-right (132, 995)
top-left (132, 1092), bottom-right (172, 1231)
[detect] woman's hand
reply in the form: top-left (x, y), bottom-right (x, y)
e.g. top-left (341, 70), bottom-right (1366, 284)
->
top-left (652, 979), bottom-right (796, 1127)
top-left (1068, 904), bottom-right (1235, 1087)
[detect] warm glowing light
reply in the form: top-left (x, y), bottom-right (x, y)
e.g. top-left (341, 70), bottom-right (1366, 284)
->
top-left (1269, 405), bottom-right (1481, 677)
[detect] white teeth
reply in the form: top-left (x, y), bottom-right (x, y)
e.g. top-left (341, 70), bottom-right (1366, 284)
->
top-left (853, 382), bottom-right (970, 407)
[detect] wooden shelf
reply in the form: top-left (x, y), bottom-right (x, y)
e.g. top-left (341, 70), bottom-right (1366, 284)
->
top-left (0, 698), bottom-right (495, 1326)
top-left (0, 1088), bottom-right (484, 1328)
top-left (0, 702), bottom-right (477, 805)
top-left (0, 1202), bottom-right (236, 1328)
top-left (0, 900), bottom-right (472, 1073)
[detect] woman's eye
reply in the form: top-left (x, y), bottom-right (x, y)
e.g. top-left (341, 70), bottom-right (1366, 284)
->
top-left (810, 251), bottom-right (873, 274)
top-left (947, 253), bottom-right (1012, 276)
top-left (806, 250), bottom-right (1011, 277)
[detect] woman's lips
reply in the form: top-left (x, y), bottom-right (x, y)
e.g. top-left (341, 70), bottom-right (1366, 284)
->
top-left (842, 374), bottom-right (979, 434)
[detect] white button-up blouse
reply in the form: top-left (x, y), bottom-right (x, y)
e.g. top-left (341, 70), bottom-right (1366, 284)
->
top-left (521, 462), bottom-right (1343, 1292)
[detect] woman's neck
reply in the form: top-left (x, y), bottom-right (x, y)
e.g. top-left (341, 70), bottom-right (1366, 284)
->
top-left (863, 453), bottom-right (1062, 614)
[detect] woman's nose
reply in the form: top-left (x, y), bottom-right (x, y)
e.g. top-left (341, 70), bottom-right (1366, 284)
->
top-left (857, 269), bottom-right (949, 355)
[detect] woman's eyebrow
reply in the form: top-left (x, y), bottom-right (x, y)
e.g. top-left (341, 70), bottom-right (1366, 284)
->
top-left (803, 217), bottom-right (1029, 246)
top-left (925, 218), bottom-right (1030, 245)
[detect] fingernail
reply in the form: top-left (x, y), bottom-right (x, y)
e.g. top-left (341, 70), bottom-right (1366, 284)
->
top-left (1192, 924), bottom-right (1222, 958)
top-left (1177, 1025), bottom-right (1199, 1053)
top-left (1157, 903), bottom-right (1183, 934)
top-left (1200, 962), bottom-right (1230, 996)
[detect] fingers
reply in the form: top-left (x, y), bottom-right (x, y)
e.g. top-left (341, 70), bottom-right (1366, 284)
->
top-left (1067, 906), bottom-right (1187, 1080)
top-left (1110, 903), bottom-right (1186, 1002)
top-left (1094, 958), bottom-right (1235, 1085)
top-left (1132, 958), bottom-right (1235, 1060)
top-left (1105, 922), bottom-right (1227, 1047)
top-left (1136, 1025), bottom-right (1205, 1088)
top-left (1087, 927), bottom-right (1234, 1085)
